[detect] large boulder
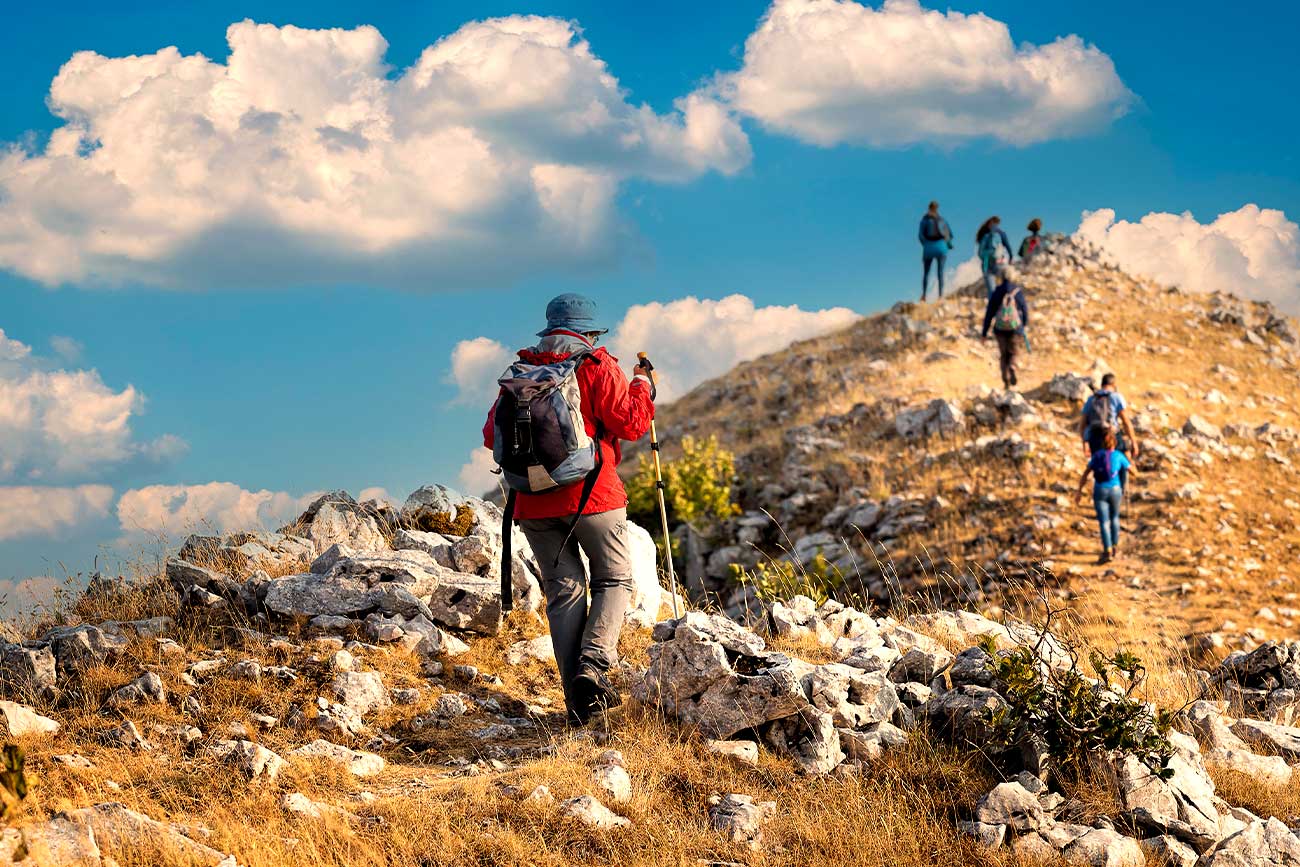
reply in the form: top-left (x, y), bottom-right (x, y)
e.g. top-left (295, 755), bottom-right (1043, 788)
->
top-left (0, 642), bottom-right (57, 699)
top-left (1199, 817), bottom-right (1300, 866)
top-left (636, 613), bottom-right (806, 739)
top-left (290, 491), bottom-right (388, 554)
top-left (263, 573), bottom-right (372, 618)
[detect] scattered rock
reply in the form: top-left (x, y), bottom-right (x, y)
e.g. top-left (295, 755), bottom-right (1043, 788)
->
top-left (558, 795), bottom-right (630, 830)
top-left (290, 739), bottom-right (386, 778)
top-left (708, 793), bottom-right (777, 850)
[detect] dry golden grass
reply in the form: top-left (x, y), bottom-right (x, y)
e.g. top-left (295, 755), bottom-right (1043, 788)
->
top-left (1206, 765), bottom-right (1300, 823)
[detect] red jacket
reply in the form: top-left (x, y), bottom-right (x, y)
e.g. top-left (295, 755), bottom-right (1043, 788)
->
top-left (483, 332), bottom-right (654, 520)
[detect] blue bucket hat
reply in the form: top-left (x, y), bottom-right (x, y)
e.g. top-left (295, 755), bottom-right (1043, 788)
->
top-left (538, 293), bottom-right (608, 337)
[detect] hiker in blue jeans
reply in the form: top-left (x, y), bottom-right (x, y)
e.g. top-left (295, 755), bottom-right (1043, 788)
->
top-left (1075, 428), bottom-right (1134, 564)
top-left (918, 200), bottom-right (953, 301)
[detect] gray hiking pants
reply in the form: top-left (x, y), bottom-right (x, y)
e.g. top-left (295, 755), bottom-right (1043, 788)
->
top-left (517, 507), bottom-right (634, 712)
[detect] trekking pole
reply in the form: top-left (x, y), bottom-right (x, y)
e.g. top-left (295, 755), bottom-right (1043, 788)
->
top-left (637, 352), bottom-right (681, 619)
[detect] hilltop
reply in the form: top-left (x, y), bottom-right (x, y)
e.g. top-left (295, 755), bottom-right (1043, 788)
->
top-left (1, 238), bottom-right (1300, 867)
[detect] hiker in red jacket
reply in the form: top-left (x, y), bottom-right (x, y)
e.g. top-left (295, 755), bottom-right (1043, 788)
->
top-left (482, 293), bottom-right (654, 724)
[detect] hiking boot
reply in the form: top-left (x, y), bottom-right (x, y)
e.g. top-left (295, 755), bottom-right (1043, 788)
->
top-left (1096, 550), bottom-right (1111, 565)
top-left (572, 664), bottom-right (621, 722)
top-left (1008, 368), bottom-right (1018, 387)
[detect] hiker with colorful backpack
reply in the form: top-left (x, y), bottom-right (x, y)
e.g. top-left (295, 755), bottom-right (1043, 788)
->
top-left (1080, 373), bottom-right (1139, 491)
top-left (1075, 427), bottom-right (1134, 564)
top-left (981, 264), bottom-right (1029, 389)
top-left (918, 200), bottom-right (954, 301)
top-left (976, 216), bottom-right (1014, 298)
top-left (1019, 218), bottom-right (1044, 260)
top-left (482, 293), bottom-right (655, 725)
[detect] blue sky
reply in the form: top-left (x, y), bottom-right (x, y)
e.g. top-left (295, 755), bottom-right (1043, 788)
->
top-left (2, 0), bottom-right (1298, 610)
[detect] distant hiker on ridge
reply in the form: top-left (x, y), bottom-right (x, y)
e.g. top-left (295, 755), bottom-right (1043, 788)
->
top-left (918, 200), bottom-right (954, 301)
top-left (976, 216), bottom-right (1014, 298)
top-left (483, 293), bottom-right (656, 726)
top-left (981, 264), bottom-right (1029, 389)
top-left (1080, 372), bottom-right (1139, 491)
top-left (1076, 427), bottom-right (1134, 564)
top-left (1019, 218), bottom-right (1044, 261)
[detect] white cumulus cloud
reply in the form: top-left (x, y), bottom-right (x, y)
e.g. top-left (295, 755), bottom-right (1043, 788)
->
top-left (0, 484), bottom-right (114, 541)
top-left (458, 447), bottom-right (501, 498)
top-left (609, 294), bottom-right (858, 401)
top-left (116, 482), bottom-right (319, 537)
top-left (447, 337), bottom-right (514, 405)
top-left (1076, 205), bottom-right (1300, 312)
top-left (714, 0), bottom-right (1133, 148)
top-left (0, 16), bottom-right (750, 291)
top-left (0, 327), bottom-right (183, 481)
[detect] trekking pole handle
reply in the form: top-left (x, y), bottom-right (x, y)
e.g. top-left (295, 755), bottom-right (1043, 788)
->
top-left (636, 351), bottom-right (658, 384)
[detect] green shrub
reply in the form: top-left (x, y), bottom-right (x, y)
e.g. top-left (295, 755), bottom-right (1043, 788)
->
top-left (729, 554), bottom-right (846, 607)
top-left (628, 434), bottom-right (741, 528)
top-left (981, 634), bottom-right (1175, 780)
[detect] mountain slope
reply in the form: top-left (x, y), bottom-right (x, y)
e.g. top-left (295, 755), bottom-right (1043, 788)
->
top-left (643, 235), bottom-right (1300, 667)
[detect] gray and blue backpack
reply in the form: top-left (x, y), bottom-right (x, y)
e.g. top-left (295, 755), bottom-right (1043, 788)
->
top-left (492, 351), bottom-right (604, 611)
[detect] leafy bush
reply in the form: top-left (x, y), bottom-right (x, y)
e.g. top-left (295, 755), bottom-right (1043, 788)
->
top-left (980, 634), bottom-right (1175, 780)
top-left (628, 434), bottom-right (741, 528)
top-left (730, 554), bottom-right (846, 606)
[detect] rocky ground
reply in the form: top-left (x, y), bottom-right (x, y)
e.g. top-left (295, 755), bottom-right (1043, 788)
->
top-left (3, 238), bottom-right (1300, 866)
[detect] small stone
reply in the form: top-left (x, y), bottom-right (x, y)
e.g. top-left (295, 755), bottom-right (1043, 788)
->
top-left (975, 782), bottom-right (1044, 832)
top-left (290, 739), bottom-right (386, 777)
top-left (594, 763), bottom-right (632, 804)
top-left (0, 700), bottom-right (60, 737)
top-left (708, 793), bottom-right (777, 850)
top-left (558, 795), bottom-right (630, 829)
top-left (704, 739), bottom-right (760, 766)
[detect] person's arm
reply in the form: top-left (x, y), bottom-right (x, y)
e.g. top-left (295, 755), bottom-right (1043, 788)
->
top-left (1001, 230), bottom-right (1014, 258)
top-left (943, 218), bottom-right (953, 246)
top-left (588, 355), bottom-right (655, 442)
top-left (482, 403), bottom-right (497, 449)
top-left (1075, 464), bottom-right (1092, 504)
top-left (1118, 409), bottom-right (1139, 458)
top-left (1017, 290), bottom-right (1029, 329)
top-left (918, 218), bottom-right (927, 244)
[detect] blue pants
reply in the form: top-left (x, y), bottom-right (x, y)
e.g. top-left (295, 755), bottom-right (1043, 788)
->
top-left (1093, 486), bottom-right (1122, 550)
top-left (983, 269), bottom-right (998, 299)
top-left (922, 251), bottom-right (946, 298)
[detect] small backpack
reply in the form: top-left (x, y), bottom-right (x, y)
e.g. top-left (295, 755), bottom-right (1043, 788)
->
top-left (492, 351), bottom-right (605, 612)
top-left (1084, 391), bottom-right (1116, 433)
top-left (979, 229), bottom-right (1008, 269)
top-left (1091, 449), bottom-right (1119, 485)
top-left (923, 216), bottom-right (945, 242)
top-left (993, 285), bottom-right (1022, 331)
top-left (1022, 235), bottom-right (1040, 258)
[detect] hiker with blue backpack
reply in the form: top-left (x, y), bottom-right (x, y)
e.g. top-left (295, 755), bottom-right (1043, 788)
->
top-left (918, 200), bottom-right (954, 301)
top-left (483, 293), bottom-right (655, 725)
top-left (981, 264), bottom-right (1029, 389)
top-left (1080, 373), bottom-right (1140, 491)
top-left (976, 216), bottom-right (1014, 298)
top-left (1076, 427), bottom-right (1134, 564)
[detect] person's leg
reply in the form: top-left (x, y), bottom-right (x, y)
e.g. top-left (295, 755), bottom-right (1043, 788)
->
top-left (935, 253), bottom-right (947, 298)
top-left (995, 331), bottom-right (1013, 388)
top-left (983, 269), bottom-right (996, 299)
top-left (518, 516), bottom-right (588, 717)
top-left (922, 253), bottom-right (934, 300)
top-left (1093, 489), bottom-right (1113, 553)
top-left (571, 508), bottom-right (635, 674)
top-left (1107, 486), bottom-right (1123, 554)
top-left (1005, 330), bottom-right (1020, 387)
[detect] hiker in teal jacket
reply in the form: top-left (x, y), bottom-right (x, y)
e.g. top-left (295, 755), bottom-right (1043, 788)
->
top-left (976, 216), bottom-right (1014, 298)
top-left (918, 200), bottom-right (953, 301)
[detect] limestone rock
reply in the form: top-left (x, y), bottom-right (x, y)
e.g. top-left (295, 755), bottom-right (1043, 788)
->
top-left (705, 739), bottom-right (760, 766)
top-left (264, 573), bottom-right (372, 618)
top-left (293, 491), bottom-right (388, 554)
top-left (290, 739), bottom-right (385, 777)
top-left (13, 813), bottom-right (101, 867)
top-left (0, 700), bottom-right (59, 737)
top-left (62, 802), bottom-right (238, 866)
top-left (1199, 817), bottom-right (1300, 866)
top-left (593, 761), bottom-right (632, 804)
top-left (0, 641), bottom-right (57, 698)
top-left (558, 795), bottom-right (630, 829)
top-left (1140, 834), bottom-right (1199, 867)
top-left (975, 781), bottom-right (1044, 832)
top-left (108, 671), bottom-right (166, 707)
top-left (762, 707), bottom-right (844, 775)
top-left (209, 739), bottom-right (286, 782)
top-left (331, 670), bottom-right (390, 716)
top-left (1062, 828), bottom-right (1145, 867)
top-left (505, 635), bottom-right (555, 666)
top-left (708, 793), bottom-right (777, 850)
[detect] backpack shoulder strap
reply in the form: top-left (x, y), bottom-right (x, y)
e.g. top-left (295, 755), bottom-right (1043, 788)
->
top-left (500, 490), bottom-right (517, 613)
top-left (551, 421), bottom-right (606, 569)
